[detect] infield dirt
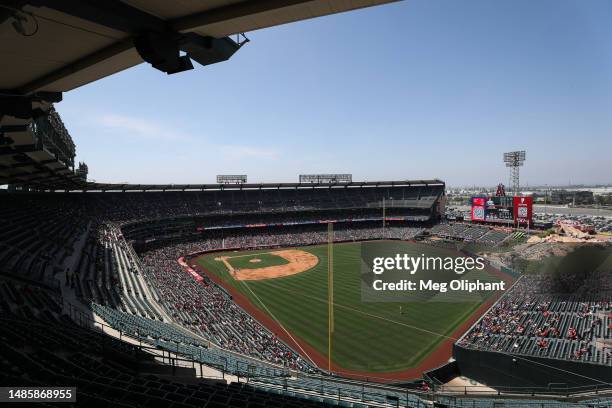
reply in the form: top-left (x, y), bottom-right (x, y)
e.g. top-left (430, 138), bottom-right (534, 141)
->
top-left (216, 249), bottom-right (319, 281)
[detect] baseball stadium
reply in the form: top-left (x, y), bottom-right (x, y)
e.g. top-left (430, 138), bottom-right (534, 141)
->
top-left (190, 239), bottom-right (511, 377)
top-left (1, 1), bottom-right (611, 408)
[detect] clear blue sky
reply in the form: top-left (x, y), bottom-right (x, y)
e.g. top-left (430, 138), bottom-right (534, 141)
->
top-left (57, 0), bottom-right (612, 187)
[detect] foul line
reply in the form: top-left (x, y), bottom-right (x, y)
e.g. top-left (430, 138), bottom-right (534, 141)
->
top-left (251, 280), bottom-right (610, 385)
top-left (236, 278), bottom-right (318, 369)
top-left (260, 280), bottom-right (455, 341)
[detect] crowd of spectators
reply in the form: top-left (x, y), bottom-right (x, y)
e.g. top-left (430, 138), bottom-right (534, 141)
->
top-left (0, 190), bottom-right (432, 373)
top-left (141, 243), bottom-right (313, 371)
top-left (137, 224), bottom-right (424, 371)
top-left (458, 272), bottom-right (612, 366)
top-left (191, 224), bottom-right (425, 249)
top-left (0, 190), bottom-right (431, 282)
top-left (1, 185), bottom-right (442, 224)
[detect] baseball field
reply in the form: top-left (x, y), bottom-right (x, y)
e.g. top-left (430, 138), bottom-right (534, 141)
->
top-left (193, 240), bottom-right (511, 378)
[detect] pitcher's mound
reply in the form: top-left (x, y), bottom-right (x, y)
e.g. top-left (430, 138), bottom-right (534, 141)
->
top-left (249, 259), bottom-right (262, 263)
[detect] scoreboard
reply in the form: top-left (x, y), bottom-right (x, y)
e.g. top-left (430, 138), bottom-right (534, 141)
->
top-left (513, 196), bottom-right (533, 224)
top-left (471, 195), bottom-right (532, 225)
top-left (217, 175), bottom-right (247, 184)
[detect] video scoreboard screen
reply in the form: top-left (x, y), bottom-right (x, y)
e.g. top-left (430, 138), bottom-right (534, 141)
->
top-left (217, 175), bottom-right (247, 184)
top-left (513, 196), bottom-right (533, 224)
top-left (299, 174), bottom-right (352, 183)
top-left (471, 195), bottom-right (532, 225)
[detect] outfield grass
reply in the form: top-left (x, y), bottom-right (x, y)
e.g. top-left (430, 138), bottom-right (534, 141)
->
top-left (196, 241), bottom-right (497, 373)
top-left (225, 252), bottom-right (289, 270)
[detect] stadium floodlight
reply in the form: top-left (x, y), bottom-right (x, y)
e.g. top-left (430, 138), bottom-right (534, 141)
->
top-left (503, 151), bottom-right (526, 196)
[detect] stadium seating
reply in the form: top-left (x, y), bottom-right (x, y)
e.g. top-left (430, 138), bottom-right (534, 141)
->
top-left (430, 223), bottom-right (512, 246)
top-left (1, 312), bottom-right (353, 408)
top-left (476, 230), bottom-right (510, 245)
top-left (458, 274), bottom-right (612, 367)
top-left (91, 303), bottom-right (291, 377)
top-left (0, 201), bottom-right (88, 285)
top-left (0, 185), bottom-right (444, 222)
top-left (2, 186), bottom-right (609, 407)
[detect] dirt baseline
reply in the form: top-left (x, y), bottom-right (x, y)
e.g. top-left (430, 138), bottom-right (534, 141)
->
top-left (218, 249), bottom-right (319, 281)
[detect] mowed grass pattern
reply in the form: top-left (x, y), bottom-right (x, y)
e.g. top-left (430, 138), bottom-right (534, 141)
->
top-left (197, 242), bottom-right (487, 373)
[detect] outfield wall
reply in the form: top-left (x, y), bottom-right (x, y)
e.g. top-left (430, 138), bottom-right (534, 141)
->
top-left (453, 343), bottom-right (612, 389)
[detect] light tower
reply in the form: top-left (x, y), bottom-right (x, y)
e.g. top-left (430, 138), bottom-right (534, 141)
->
top-left (503, 150), bottom-right (526, 196)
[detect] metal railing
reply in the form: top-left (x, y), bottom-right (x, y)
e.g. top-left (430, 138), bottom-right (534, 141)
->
top-left (12, 301), bottom-right (607, 408)
top-left (67, 302), bottom-right (289, 380)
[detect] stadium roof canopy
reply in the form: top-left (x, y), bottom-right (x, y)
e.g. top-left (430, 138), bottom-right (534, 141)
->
top-left (3, 179), bottom-right (445, 193)
top-left (1, 0), bottom-right (397, 98)
top-left (0, 0), bottom-right (398, 189)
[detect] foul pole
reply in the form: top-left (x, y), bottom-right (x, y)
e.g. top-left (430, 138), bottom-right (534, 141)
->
top-left (327, 222), bottom-right (334, 372)
top-left (382, 196), bottom-right (386, 237)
